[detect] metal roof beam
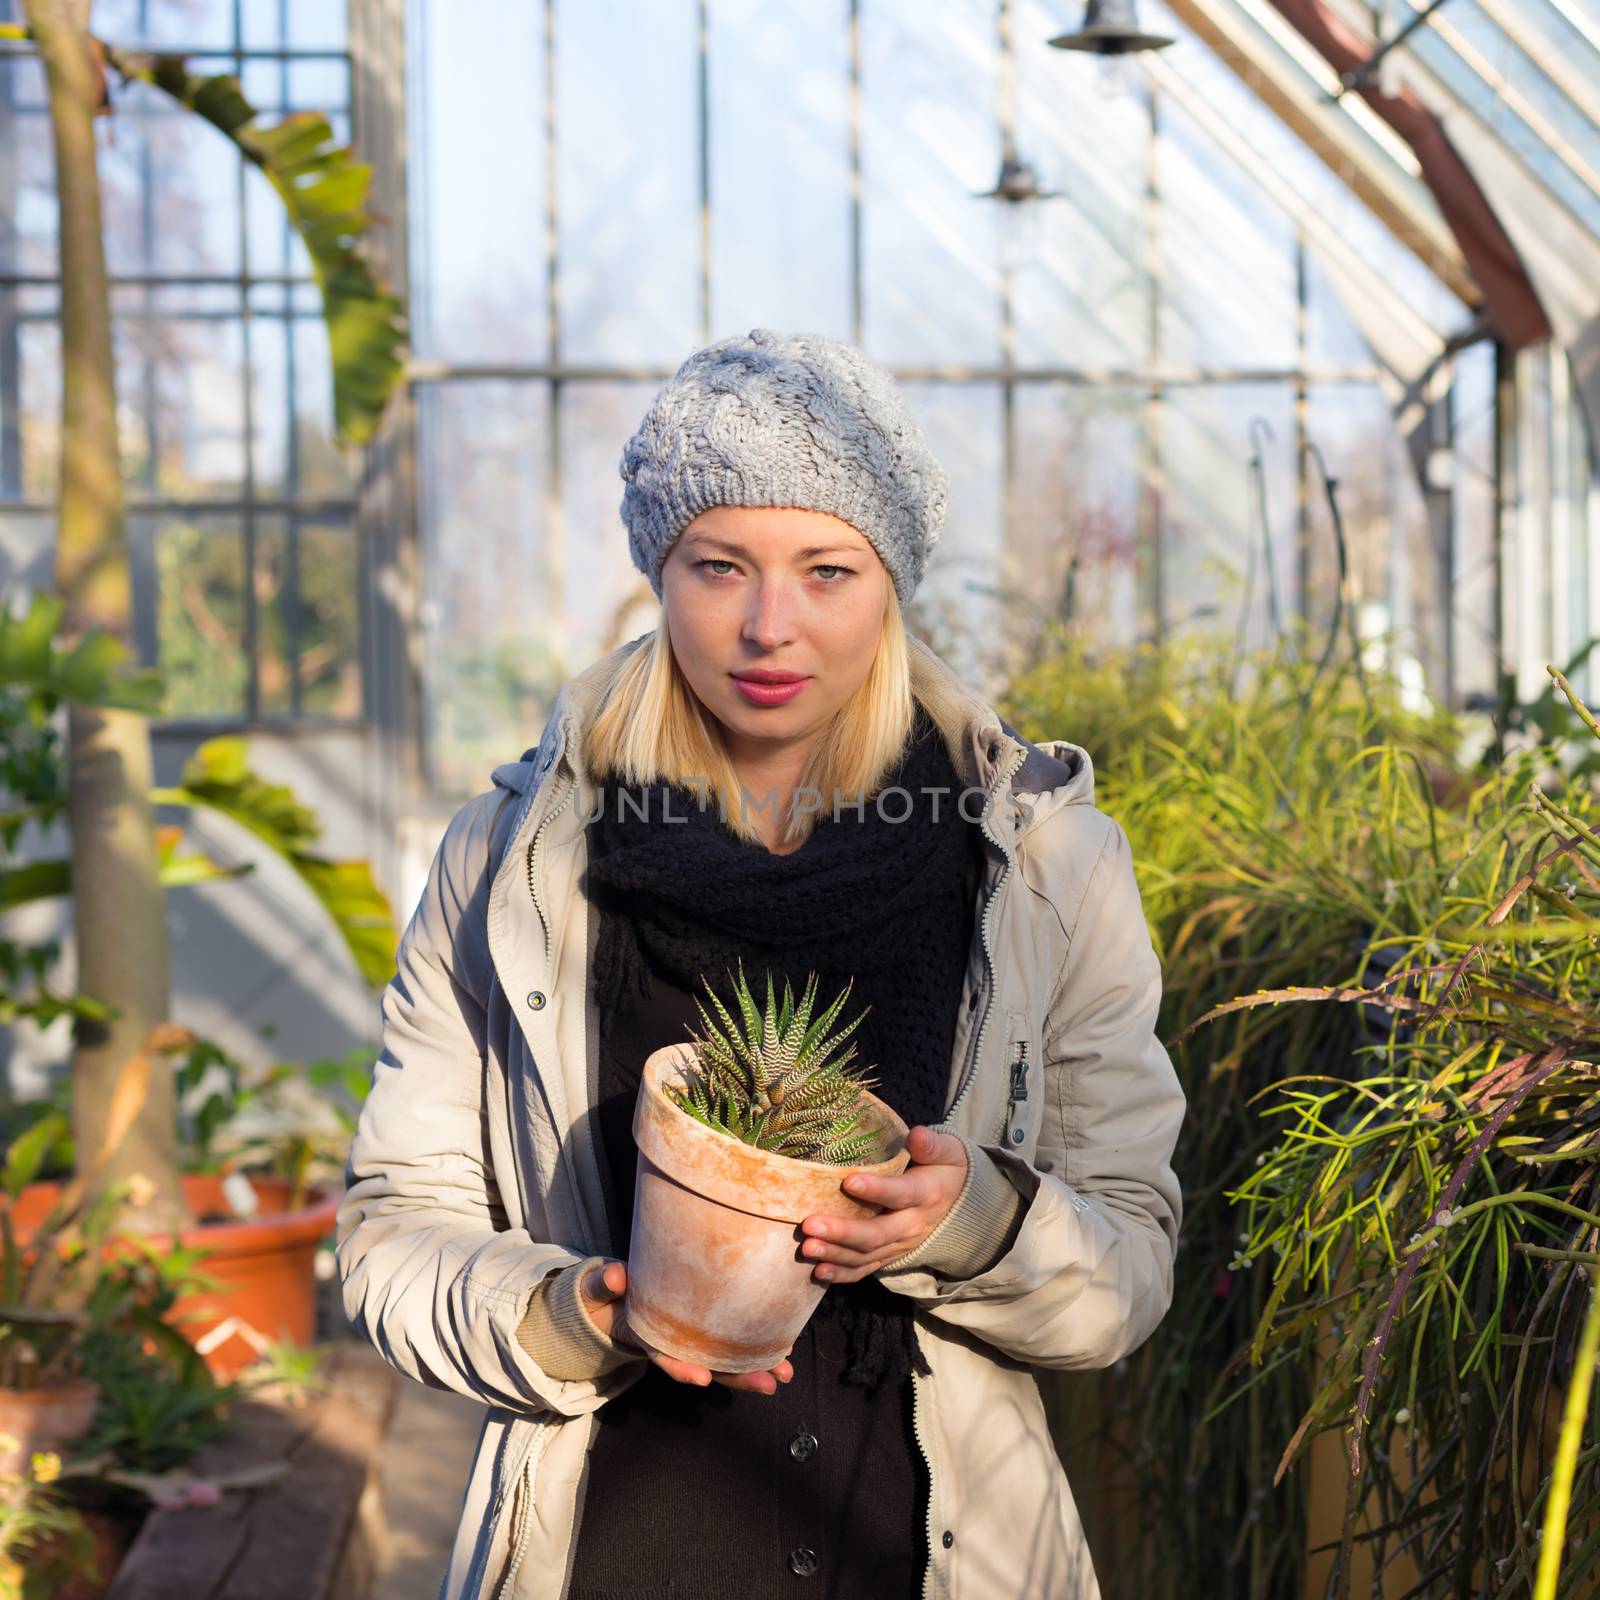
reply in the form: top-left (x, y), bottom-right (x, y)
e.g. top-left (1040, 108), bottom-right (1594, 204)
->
top-left (1266, 0), bottom-right (1553, 348)
top-left (1158, 0), bottom-right (1477, 303)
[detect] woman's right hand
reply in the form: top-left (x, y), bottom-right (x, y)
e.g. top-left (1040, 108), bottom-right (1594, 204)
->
top-left (578, 1260), bottom-right (794, 1395)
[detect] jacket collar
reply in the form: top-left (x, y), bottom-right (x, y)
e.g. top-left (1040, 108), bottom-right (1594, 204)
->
top-left (491, 632), bottom-right (1094, 847)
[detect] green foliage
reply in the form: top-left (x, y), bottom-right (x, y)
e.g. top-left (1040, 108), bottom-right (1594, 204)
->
top-left (0, 1451), bottom-right (97, 1600)
top-left (0, 594), bottom-right (161, 1035)
top-left (172, 1035), bottom-right (371, 1205)
top-left (235, 1339), bottom-right (329, 1409)
top-left (1009, 612), bottom-right (1600, 1598)
top-left (667, 961), bottom-right (884, 1166)
top-left (0, 1125), bottom-right (236, 1479)
top-left (1212, 667), bottom-right (1600, 1599)
top-left (150, 737), bottom-right (398, 987)
top-left (0, 593), bottom-right (163, 721)
top-left (73, 1317), bottom-right (234, 1476)
top-left (1002, 620), bottom-right (1481, 1599)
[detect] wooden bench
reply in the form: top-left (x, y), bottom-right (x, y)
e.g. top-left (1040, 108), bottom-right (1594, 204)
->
top-left (106, 1342), bottom-right (399, 1600)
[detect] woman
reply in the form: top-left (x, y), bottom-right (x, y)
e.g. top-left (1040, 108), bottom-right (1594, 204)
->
top-left (336, 328), bottom-right (1186, 1600)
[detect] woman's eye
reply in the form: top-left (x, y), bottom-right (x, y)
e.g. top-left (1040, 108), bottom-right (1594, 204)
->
top-left (813, 565), bottom-right (848, 582)
top-left (697, 559), bottom-right (736, 577)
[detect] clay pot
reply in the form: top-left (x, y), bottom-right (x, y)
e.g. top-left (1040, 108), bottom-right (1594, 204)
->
top-left (625, 1042), bottom-right (912, 1372)
top-left (0, 1378), bottom-right (99, 1473)
top-left (9, 1175), bottom-right (340, 1382)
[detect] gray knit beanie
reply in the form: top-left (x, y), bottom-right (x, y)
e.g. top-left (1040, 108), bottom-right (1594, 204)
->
top-left (618, 327), bottom-right (949, 607)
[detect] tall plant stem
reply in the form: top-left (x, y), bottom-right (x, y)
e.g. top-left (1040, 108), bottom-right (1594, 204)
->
top-left (23, 0), bottom-right (184, 1229)
top-left (1533, 1267), bottom-right (1600, 1600)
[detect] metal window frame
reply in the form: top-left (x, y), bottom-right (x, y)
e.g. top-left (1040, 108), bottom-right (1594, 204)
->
top-left (0, 0), bottom-right (364, 730)
top-left (368, 0), bottom-right (1556, 817)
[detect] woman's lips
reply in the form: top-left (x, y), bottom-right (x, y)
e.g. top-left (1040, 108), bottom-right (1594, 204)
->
top-left (731, 675), bottom-right (810, 706)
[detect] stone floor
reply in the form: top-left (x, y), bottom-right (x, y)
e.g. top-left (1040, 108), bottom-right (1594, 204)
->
top-left (373, 1376), bottom-right (483, 1600)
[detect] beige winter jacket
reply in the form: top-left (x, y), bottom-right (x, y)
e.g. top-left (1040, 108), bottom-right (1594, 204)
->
top-left (336, 631), bottom-right (1186, 1599)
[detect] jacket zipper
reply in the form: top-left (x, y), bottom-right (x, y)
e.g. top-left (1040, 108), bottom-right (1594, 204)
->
top-left (944, 738), bottom-right (1026, 1126)
top-left (526, 770), bottom-right (576, 963)
top-left (490, 1422), bottom-right (556, 1600)
top-left (917, 733), bottom-right (1026, 1600)
top-left (910, 1362), bottom-right (939, 1600)
top-left (1002, 1039), bottom-right (1030, 1145)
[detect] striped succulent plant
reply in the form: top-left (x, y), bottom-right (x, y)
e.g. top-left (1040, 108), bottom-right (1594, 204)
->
top-left (666, 959), bottom-right (882, 1166)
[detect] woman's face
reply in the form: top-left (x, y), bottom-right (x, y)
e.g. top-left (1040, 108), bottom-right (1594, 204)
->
top-left (661, 504), bottom-right (890, 754)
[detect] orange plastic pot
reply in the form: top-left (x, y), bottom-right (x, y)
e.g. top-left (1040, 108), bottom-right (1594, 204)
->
top-left (10, 1175), bottom-right (340, 1381)
top-left (625, 1042), bottom-right (911, 1372)
top-left (0, 1378), bottom-right (99, 1473)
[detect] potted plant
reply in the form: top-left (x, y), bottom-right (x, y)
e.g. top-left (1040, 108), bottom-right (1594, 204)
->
top-left (6, 1030), bottom-right (371, 1383)
top-left (625, 961), bottom-right (912, 1372)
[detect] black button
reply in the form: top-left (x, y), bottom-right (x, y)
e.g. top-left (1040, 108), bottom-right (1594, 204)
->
top-left (526, 990), bottom-right (546, 1010)
top-left (789, 1430), bottom-right (818, 1461)
top-left (942, 1529), bottom-right (954, 1549)
top-left (789, 1546), bottom-right (818, 1576)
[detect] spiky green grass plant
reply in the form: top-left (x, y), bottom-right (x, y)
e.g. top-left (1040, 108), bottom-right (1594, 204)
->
top-left (665, 960), bottom-right (884, 1166)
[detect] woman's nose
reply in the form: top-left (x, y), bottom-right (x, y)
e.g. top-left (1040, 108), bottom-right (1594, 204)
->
top-left (742, 580), bottom-right (798, 648)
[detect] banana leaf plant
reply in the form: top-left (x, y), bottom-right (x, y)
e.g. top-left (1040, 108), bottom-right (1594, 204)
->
top-left (1, 4), bottom-right (405, 1229)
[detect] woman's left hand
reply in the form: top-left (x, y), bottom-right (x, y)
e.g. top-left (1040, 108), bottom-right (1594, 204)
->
top-left (797, 1125), bottom-right (969, 1284)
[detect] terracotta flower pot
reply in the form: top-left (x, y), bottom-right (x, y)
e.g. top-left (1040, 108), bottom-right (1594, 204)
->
top-left (625, 1042), bottom-right (912, 1372)
top-left (9, 1175), bottom-right (340, 1382)
top-left (0, 1377), bottom-right (99, 1473)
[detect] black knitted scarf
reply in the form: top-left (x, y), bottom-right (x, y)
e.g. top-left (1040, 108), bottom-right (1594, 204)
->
top-left (584, 701), bottom-right (986, 1391)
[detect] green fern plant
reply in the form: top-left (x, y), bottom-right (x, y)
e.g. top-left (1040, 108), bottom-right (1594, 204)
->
top-left (666, 960), bottom-right (883, 1166)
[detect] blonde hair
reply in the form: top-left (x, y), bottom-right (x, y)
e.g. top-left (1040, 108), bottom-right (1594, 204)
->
top-left (583, 591), bottom-right (916, 850)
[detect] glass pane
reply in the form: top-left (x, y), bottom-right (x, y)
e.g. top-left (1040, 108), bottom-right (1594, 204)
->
top-left (559, 381), bottom-right (664, 675)
top-left (247, 304), bottom-right (356, 498)
top-left (133, 514), bottom-right (249, 717)
top-left (241, 0), bottom-right (348, 50)
top-left (99, 77), bottom-right (244, 278)
top-left (295, 523), bottom-right (361, 716)
top-left (116, 310), bottom-right (248, 500)
top-left (291, 314), bottom-right (355, 495)
top-left (2, 310), bottom-right (61, 502)
top-left (1304, 248), bottom-right (1375, 369)
top-left (898, 382), bottom-right (1005, 692)
top-left (244, 163), bottom-right (314, 281)
top-left (707, 0), bottom-right (854, 341)
top-left (555, 0), bottom-right (701, 364)
top-left (0, 58), bottom-right (58, 276)
top-left (1150, 2), bottom-right (1469, 343)
top-left (1012, 382), bottom-right (1148, 656)
top-left (1157, 99), bottom-right (1298, 372)
top-left (0, 510), bottom-right (55, 596)
top-left (1306, 382), bottom-right (1439, 695)
top-left (416, 382), bottom-right (556, 800)
top-left (1391, 14), bottom-right (1600, 240)
top-left (93, 0), bottom-right (236, 49)
top-left (255, 516), bottom-right (294, 715)
top-left (407, 0), bottom-right (550, 364)
top-left (1161, 384), bottom-right (1300, 650)
top-left (860, 0), bottom-right (1002, 367)
top-left (239, 57), bottom-right (350, 119)
top-left (1013, 0), bottom-right (1151, 370)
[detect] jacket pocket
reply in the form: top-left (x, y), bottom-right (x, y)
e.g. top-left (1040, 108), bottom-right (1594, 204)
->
top-left (997, 1006), bottom-right (1043, 1157)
